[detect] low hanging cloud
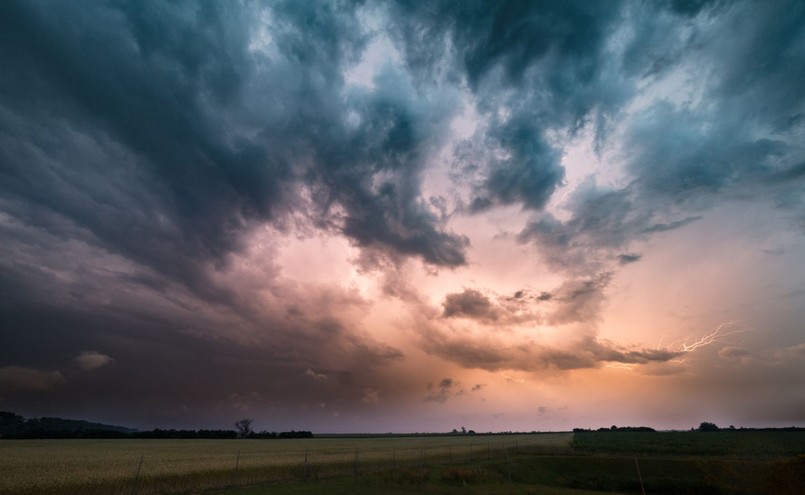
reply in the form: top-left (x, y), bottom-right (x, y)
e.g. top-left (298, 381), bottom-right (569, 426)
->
top-left (1, 350), bottom-right (116, 397)
top-left (417, 324), bottom-right (684, 374)
top-left (304, 369), bottom-right (329, 382)
top-left (417, 275), bottom-right (682, 375)
top-left (440, 274), bottom-right (611, 327)
top-left (442, 289), bottom-right (500, 322)
top-left (424, 377), bottom-right (466, 404)
top-left (0, 366), bottom-right (66, 395)
top-left (76, 351), bottom-right (115, 371)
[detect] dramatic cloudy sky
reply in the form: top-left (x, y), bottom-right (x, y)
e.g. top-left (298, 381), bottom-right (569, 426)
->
top-left (2, 0), bottom-right (804, 432)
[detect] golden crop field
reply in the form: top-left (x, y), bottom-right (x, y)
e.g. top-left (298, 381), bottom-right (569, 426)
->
top-left (0, 433), bottom-right (573, 495)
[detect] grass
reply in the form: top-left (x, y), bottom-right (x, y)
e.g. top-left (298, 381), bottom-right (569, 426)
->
top-left (571, 430), bottom-right (805, 457)
top-left (1, 431), bottom-right (802, 495)
top-left (0, 433), bottom-right (571, 495)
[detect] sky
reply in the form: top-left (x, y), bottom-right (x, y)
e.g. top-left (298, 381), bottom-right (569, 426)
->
top-left (1, 0), bottom-right (804, 433)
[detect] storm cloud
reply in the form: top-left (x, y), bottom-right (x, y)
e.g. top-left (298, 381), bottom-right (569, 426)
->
top-left (416, 319), bottom-right (685, 374)
top-left (1, 0), bottom-right (803, 431)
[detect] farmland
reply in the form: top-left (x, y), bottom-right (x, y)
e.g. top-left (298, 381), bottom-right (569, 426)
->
top-left (1, 430), bottom-right (803, 494)
top-left (0, 433), bottom-right (568, 495)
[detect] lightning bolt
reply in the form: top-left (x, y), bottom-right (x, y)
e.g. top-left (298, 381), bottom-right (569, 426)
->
top-left (607, 322), bottom-right (750, 373)
top-left (550, 190), bottom-right (570, 208)
top-left (674, 321), bottom-right (747, 353)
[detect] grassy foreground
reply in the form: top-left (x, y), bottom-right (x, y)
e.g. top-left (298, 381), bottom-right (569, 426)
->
top-left (212, 434), bottom-right (805, 495)
top-left (0, 433), bottom-right (569, 495)
top-left (1, 431), bottom-right (803, 495)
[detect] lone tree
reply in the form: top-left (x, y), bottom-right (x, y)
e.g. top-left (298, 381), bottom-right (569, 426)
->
top-left (698, 421), bottom-right (720, 432)
top-left (235, 418), bottom-right (253, 438)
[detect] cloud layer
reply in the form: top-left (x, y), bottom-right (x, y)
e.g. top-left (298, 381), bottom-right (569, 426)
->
top-left (1, 0), bottom-right (803, 430)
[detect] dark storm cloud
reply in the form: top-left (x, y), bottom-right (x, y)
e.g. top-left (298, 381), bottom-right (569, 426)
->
top-left (0, 0), bottom-right (473, 423)
top-left (542, 274), bottom-right (612, 325)
top-left (4, 0), bottom-right (795, 293)
top-left (477, 1), bottom-right (805, 273)
top-left (424, 377), bottom-right (463, 403)
top-left (0, 0), bottom-right (468, 290)
top-left (516, 183), bottom-right (669, 273)
top-left (2, 0), bottom-right (805, 429)
top-left (442, 289), bottom-right (500, 321)
top-left (0, 276), bottom-right (407, 427)
top-left (617, 253), bottom-right (642, 265)
top-left (619, 1), bottom-right (805, 218)
top-left (390, 0), bottom-right (633, 213)
top-left (456, 115), bottom-right (565, 214)
top-left (314, 69), bottom-right (470, 267)
top-left (1, 1), bottom-right (267, 284)
top-left (0, 367), bottom-right (65, 396)
top-left (440, 275), bottom-right (610, 327)
top-left (641, 216), bottom-right (701, 234)
top-left (0, 188), bottom-right (407, 426)
top-left (624, 104), bottom-right (791, 201)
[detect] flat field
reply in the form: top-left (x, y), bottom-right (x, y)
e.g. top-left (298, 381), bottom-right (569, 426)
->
top-left (1, 431), bottom-right (803, 495)
top-left (572, 429), bottom-right (804, 456)
top-left (0, 433), bottom-right (570, 495)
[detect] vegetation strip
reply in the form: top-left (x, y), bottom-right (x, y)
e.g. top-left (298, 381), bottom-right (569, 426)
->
top-left (1, 431), bottom-right (803, 494)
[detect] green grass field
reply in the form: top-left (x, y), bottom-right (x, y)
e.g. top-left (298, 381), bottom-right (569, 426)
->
top-left (1, 431), bottom-right (802, 495)
top-left (572, 430), bottom-right (805, 457)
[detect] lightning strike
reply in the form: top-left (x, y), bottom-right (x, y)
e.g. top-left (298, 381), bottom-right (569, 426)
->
top-left (550, 190), bottom-right (570, 208)
top-left (676, 321), bottom-right (747, 353)
top-left (656, 334), bottom-right (669, 350)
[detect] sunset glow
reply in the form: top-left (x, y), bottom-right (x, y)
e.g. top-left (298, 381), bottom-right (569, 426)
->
top-left (1, 0), bottom-right (804, 433)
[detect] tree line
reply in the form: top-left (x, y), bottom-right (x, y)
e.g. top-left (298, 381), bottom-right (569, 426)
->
top-left (572, 422), bottom-right (803, 433)
top-left (0, 411), bottom-right (312, 440)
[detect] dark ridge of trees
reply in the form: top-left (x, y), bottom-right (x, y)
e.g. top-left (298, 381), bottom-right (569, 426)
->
top-left (573, 426), bottom-right (656, 432)
top-left (277, 430), bottom-right (314, 439)
top-left (135, 429), bottom-right (237, 439)
top-left (573, 423), bottom-right (804, 433)
top-left (1, 411), bottom-right (136, 438)
top-left (0, 411), bottom-right (25, 437)
top-left (0, 411), bottom-right (314, 440)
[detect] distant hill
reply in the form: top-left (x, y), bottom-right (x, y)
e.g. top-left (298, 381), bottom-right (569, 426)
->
top-left (1, 411), bottom-right (137, 438)
top-left (0, 411), bottom-right (311, 440)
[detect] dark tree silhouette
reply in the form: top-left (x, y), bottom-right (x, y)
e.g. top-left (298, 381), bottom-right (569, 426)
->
top-left (235, 418), bottom-right (253, 438)
top-left (698, 421), bottom-right (720, 432)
